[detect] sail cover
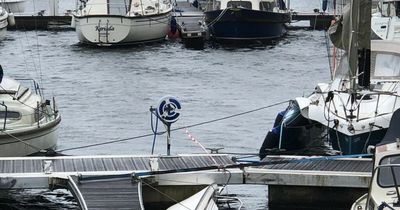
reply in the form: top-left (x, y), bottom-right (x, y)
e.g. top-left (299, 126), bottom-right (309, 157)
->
top-left (328, 0), bottom-right (371, 81)
top-left (378, 108), bottom-right (400, 145)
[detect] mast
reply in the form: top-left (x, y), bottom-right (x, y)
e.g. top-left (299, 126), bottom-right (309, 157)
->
top-left (348, 0), bottom-right (359, 96)
top-left (347, 0), bottom-right (371, 99)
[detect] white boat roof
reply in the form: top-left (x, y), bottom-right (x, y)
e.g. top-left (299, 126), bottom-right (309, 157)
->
top-left (0, 77), bottom-right (22, 93)
top-left (371, 40), bottom-right (400, 54)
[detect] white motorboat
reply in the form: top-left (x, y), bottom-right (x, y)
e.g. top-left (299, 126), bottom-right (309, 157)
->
top-left (351, 108), bottom-right (400, 210)
top-left (0, 69), bottom-right (61, 156)
top-left (72, 0), bottom-right (173, 46)
top-left (371, 0), bottom-right (400, 40)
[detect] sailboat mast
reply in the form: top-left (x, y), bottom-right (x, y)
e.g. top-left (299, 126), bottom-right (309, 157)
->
top-left (348, 0), bottom-right (359, 95)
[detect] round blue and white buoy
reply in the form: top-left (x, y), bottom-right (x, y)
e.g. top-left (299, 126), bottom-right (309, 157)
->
top-left (156, 95), bottom-right (182, 124)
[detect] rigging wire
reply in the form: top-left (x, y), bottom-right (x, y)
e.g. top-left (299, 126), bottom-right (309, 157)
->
top-left (56, 100), bottom-right (290, 153)
top-left (141, 179), bottom-right (192, 210)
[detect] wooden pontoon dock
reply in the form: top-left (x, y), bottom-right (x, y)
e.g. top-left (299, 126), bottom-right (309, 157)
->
top-left (0, 154), bottom-right (372, 209)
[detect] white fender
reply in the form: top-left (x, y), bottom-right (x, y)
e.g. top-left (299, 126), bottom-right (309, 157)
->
top-left (70, 15), bottom-right (76, 28)
top-left (7, 13), bottom-right (15, 26)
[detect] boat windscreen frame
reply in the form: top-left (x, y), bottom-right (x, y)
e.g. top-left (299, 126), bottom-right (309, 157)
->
top-left (377, 155), bottom-right (400, 188)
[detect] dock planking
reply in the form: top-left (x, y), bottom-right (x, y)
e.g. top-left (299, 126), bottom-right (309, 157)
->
top-left (173, 1), bottom-right (206, 48)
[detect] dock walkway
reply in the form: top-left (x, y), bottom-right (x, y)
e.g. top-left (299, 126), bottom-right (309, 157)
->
top-left (173, 1), bottom-right (206, 48)
top-left (0, 154), bottom-right (372, 209)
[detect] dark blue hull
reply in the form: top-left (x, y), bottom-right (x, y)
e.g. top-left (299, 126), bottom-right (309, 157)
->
top-left (329, 129), bottom-right (387, 155)
top-left (205, 9), bottom-right (290, 40)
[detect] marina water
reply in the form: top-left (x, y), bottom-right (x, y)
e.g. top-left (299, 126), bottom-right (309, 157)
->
top-left (0, 0), bottom-right (333, 209)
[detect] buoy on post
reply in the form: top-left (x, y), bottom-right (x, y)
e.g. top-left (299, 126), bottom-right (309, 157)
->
top-left (154, 95), bottom-right (182, 156)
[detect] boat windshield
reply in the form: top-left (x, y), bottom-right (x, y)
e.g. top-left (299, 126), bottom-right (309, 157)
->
top-left (371, 52), bottom-right (400, 80)
top-left (281, 102), bottom-right (300, 126)
top-left (380, 1), bottom-right (400, 17)
top-left (378, 155), bottom-right (400, 187)
top-left (108, 0), bottom-right (129, 15)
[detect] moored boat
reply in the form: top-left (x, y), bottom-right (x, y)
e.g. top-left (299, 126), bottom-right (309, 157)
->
top-left (351, 108), bottom-right (400, 210)
top-left (72, 0), bottom-right (173, 46)
top-left (204, 0), bottom-right (291, 41)
top-left (0, 68), bottom-right (61, 156)
top-left (259, 0), bottom-right (395, 157)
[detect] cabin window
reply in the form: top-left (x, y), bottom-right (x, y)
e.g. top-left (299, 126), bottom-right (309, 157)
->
top-left (0, 111), bottom-right (21, 119)
top-left (108, 0), bottom-right (130, 15)
top-left (372, 53), bottom-right (400, 79)
top-left (260, 2), bottom-right (275, 11)
top-left (378, 155), bottom-right (400, 188)
top-left (227, 1), bottom-right (252, 9)
top-left (213, 1), bottom-right (221, 10)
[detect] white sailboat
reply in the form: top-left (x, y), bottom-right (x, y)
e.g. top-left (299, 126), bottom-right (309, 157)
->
top-left (372, 0), bottom-right (400, 40)
top-left (0, 67), bottom-right (61, 156)
top-left (260, 0), bottom-right (397, 156)
top-left (72, 0), bottom-right (173, 46)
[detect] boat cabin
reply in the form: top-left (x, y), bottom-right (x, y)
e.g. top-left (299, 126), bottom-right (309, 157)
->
top-left (371, 40), bottom-right (400, 82)
top-left (0, 77), bottom-right (45, 129)
top-left (77, 0), bottom-right (168, 16)
top-left (212, 0), bottom-right (287, 11)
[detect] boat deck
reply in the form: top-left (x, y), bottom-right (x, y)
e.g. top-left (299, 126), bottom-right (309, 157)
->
top-left (173, 1), bottom-right (206, 48)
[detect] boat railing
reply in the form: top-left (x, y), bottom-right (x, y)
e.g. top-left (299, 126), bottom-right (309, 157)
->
top-left (79, 2), bottom-right (130, 15)
top-left (355, 91), bottom-right (400, 122)
top-left (15, 78), bottom-right (42, 97)
top-left (329, 90), bottom-right (400, 122)
top-left (80, 1), bottom-right (167, 16)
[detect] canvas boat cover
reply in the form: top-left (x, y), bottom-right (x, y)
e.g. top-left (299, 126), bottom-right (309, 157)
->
top-left (378, 108), bottom-right (400, 145)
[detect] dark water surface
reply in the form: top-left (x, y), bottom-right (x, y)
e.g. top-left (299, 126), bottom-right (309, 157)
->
top-left (0, 0), bottom-right (332, 209)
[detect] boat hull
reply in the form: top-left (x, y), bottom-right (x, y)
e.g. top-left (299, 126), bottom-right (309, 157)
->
top-left (0, 116), bottom-right (61, 157)
top-left (329, 128), bottom-right (387, 155)
top-left (204, 9), bottom-right (290, 40)
top-left (73, 13), bottom-right (171, 46)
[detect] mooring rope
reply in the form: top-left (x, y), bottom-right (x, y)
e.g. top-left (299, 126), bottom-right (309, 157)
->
top-left (57, 100), bottom-right (290, 153)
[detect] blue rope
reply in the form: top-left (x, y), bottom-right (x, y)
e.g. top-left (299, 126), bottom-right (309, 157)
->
top-left (151, 111), bottom-right (160, 155)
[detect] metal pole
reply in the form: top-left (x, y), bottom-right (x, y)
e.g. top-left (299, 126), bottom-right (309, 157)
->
top-left (167, 123), bottom-right (171, 155)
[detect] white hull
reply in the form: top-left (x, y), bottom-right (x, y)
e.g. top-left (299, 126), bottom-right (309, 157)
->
top-left (0, 116), bottom-right (61, 157)
top-left (74, 13), bottom-right (171, 46)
